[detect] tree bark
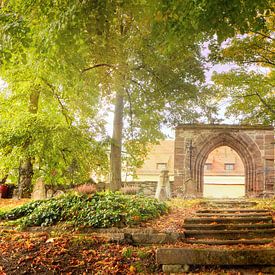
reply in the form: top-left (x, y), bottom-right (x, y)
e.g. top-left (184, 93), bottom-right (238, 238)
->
top-left (17, 89), bottom-right (40, 198)
top-left (0, 174), bottom-right (8, 184)
top-left (18, 158), bottom-right (33, 198)
top-left (110, 91), bottom-right (124, 191)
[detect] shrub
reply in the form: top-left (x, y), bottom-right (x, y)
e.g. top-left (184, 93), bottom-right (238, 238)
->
top-left (1, 192), bottom-right (168, 229)
top-left (74, 184), bottom-right (97, 195)
top-left (120, 185), bottom-right (139, 195)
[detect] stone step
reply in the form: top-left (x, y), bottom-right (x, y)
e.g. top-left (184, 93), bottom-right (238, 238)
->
top-left (156, 248), bottom-right (275, 265)
top-left (204, 200), bottom-right (256, 204)
top-left (183, 223), bottom-right (274, 231)
top-left (184, 216), bottom-right (273, 224)
top-left (202, 201), bottom-right (257, 208)
top-left (208, 204), bottom-right (257, 209)
top-left (195, 212), bottom-right (271, 217)
top-left (186, 239), bottom-right (274, 245)
top-left (185, 228), bottom-right (275, 240)
top-left (197, 209), bottom-right (269, 213)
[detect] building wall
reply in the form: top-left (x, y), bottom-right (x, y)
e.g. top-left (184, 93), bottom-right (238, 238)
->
top-left (204, 146), bottom-right (244, 176)
top-left (134, 140), bottom-right (174, 181)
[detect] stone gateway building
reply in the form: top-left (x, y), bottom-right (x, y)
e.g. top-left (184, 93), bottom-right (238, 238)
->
top-left (174, 124), bottom-right (274, 198)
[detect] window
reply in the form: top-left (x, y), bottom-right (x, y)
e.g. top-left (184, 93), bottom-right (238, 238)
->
top-left (156, 163), bottom-right (167, 170)
top-left (204, 163), bottom-right (212, 171)
top-left (224, 163), bottom-right (235, 171)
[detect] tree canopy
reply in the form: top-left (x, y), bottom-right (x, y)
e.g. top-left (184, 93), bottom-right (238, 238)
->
top-left (0, 0), bottom-right (273, 194)
top-left (210, 13), bottom-right (274, 125)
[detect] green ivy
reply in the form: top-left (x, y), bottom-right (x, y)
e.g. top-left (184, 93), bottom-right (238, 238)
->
top-left (1, 192), bottom-right (168, 229)
top-left (0, 200), bottom-right (46, 220)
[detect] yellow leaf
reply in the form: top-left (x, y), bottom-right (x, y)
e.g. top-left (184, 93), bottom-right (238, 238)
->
top-left (129, 265), bottom-right (136, 273)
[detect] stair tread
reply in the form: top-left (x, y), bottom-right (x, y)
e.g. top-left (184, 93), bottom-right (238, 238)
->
top-left (183, 223), bottom-right (274, 229)
top-left (207, 202), bottom-right (257, 205)
top-left (197, 209), bottom-right (269, 213)
top-left (185, 239), bottom-right (274, 245)
top-left (185, 216), bottom-right (272, 223)
top-left (195, 213), bottom-right (270, 217)
top-left (185, 228), bottom-right (275, 234)
top-left (186, 216), bottom-right (272, 219)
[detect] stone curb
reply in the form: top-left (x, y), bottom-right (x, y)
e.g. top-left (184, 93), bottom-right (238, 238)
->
top-left (156, 248), bottom-right (275, 265)
top-left (0, 226), bottom-right (184, 245)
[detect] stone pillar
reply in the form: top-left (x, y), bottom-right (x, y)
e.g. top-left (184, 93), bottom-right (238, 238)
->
top-left (155, 170), bottom-right (171, 201)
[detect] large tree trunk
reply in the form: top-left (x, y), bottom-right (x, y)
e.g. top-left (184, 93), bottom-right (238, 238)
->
top-left (110, 91), bottom-right (124, 191)
top-left (17, 89), bottom-right (40, 198)
top-left (18, 158), bottom-right (33, 198)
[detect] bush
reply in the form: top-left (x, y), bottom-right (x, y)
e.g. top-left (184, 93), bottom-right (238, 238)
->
top-left (1, 192), bottom-right (168, 229)
top-left (74, 184), bottom-right (97, 195)
top-left (120, 185), bottom-right (139, 195)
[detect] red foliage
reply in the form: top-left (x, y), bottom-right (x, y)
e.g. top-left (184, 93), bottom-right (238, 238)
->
top-left (74, 184), bottom-right (97, 195)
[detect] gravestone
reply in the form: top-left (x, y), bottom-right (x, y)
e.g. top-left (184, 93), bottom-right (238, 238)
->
top-left (31, 178), bottom-right (46, 200)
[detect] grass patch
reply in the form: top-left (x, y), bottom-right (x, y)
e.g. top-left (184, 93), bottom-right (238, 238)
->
top-left (0, 199), bottom-right (32, 213)
top-left (249, 198), bottom-right (275, 210)
top-left (166, 198), bottom-right (204, 209)
top-left (0, 192), bottom-right (168, 229)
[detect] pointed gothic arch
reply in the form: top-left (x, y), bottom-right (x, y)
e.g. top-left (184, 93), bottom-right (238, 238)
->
top-left (174, 124), bottom-right (274, 197)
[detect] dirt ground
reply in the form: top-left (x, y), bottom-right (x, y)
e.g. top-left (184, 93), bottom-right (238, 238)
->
top-left (1, 228), bottom-right (275, 275)
top-left (0, 198), bottom-right (275, 274)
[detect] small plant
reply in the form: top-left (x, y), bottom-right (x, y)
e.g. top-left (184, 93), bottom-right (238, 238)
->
top-left (74, 184), bottom-right (97, 195)
top-left (121, 247), bottom-right (133, 258)
top-left (136, 249), bottom-right (150, 259)
top-left (120, 185), bottom-right (139, 195)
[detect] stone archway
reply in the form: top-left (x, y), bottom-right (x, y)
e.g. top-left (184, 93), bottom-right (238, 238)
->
top-left (174, 124), bottom-right (274, 198)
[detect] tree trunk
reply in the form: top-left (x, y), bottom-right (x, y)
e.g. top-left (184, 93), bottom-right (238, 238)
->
top-left (110, 91), bottom-right (124, 191)
top-left (18, 158), bottom-right (33, 198)
top-left (17, 89), bottom-right (40, 198)
top-left (0, 174), bottom-right (8, 184)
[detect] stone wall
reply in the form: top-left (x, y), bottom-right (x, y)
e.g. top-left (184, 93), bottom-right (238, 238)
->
top-left (123, 181), bottom-right (174, 197)
top-left (174, 124), bottom-right (274, 198)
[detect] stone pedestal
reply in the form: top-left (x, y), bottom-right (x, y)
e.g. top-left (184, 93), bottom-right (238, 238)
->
top-left (155, 170), bottom-right (171, 201)
top-left (31, 178), bottom-right (46, 200)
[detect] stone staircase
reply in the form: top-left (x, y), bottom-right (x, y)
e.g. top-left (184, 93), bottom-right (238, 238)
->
top-left (156, 200), bottom-right (275, 272)
top-left (184, 200), bottom-right (275, 245)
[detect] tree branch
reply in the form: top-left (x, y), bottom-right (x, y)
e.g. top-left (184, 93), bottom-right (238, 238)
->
top-left (130, 78), bottom-right (147, 93)
top-left (253, 31), bottom-right (274, 41)
top-left (243, 59), bottom-right (275, 66)
top-left (41, 78), bottom-right (72, 125)
top-left (82, 63), bottom-right (115, 73)
top-left (254, 43), bottom-right (275, 55)
top-left (254, 91), bottom-right (275, 115)
top-left (234, 93), bottom-right (275, 115)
